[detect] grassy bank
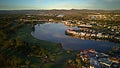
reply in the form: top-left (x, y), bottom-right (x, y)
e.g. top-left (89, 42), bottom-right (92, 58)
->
top-left (11, 23), bottom-right (78, 68)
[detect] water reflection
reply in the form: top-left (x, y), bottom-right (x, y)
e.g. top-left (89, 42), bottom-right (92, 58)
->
top-left (31, 23), bottom-right (120, 52)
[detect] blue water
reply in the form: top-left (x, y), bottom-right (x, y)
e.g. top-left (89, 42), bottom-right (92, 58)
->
top-left (31, 23), bottom-right (120, 52)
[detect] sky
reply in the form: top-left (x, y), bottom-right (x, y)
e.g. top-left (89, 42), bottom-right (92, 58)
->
top-left (0, 0), bottom-right (120, 10)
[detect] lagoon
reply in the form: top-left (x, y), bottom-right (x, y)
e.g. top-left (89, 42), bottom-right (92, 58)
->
top-left (31, 23), bottom-right (120, 52)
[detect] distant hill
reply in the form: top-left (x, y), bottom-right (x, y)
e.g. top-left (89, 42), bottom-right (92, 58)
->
top-left (0, 10), bottom-right (120, 15)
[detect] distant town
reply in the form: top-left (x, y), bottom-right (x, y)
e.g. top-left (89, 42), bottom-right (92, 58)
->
top-left (14, 10), bottom-right (120, 43)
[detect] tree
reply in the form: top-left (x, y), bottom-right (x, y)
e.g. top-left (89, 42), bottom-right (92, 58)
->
top-left (0, 54), bottom-right (6, 68)
top-left (67, 59), bottom-right (76, 68)
top-left (76, 58), bottom-right (82, 68)
top-left (7, 55), bottom-right (20, 68)
top-left (25, 59), bottom-right (30, 68)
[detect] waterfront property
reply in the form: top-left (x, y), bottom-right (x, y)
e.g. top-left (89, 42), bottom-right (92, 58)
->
top-left (80, 49), bottom-right (120, 68)
top-left (65, 26), bottom-right (120, 43)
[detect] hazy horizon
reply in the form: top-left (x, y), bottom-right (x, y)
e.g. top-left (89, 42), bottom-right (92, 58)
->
top-left (0, 0), bottom-right (120, 10)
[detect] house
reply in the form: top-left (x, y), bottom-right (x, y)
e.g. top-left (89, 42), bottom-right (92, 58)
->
top-left (91, 34), bottom-right (96, 37)
top-left (90, 65), bottom-right (95, 68)
top-left (56, 14), bottom-right (64, 17)
top-left (109, 57), bottom-right (120, 63)
top-left (90, 57), bottom-right (101, 68)
top-left (97, 33), bottom-right (103, 38)
top-left (88, 14), bottom-right (106, 20)
top-left (89, 49), bottom-right (96, 53)
top-left (49, 19), bottom-right (54, 22)
top-left (99, 58), bottom-right (112, 67)
top-left (86, 33), bottom-right (91, 37)
top-left (80, 49), bottom-right (120, 68)
top-left (80, 32), bottom-right (86, 36)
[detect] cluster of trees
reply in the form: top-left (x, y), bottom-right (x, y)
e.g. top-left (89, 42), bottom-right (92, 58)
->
top-left (10, 23), bottom-right (24, 32)
top-left (0, 37), bottom-right (56, 68)
top-left (0, 54), bottom-right (22, 68)
top-left (0, 14), bottom-right (56, 68)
